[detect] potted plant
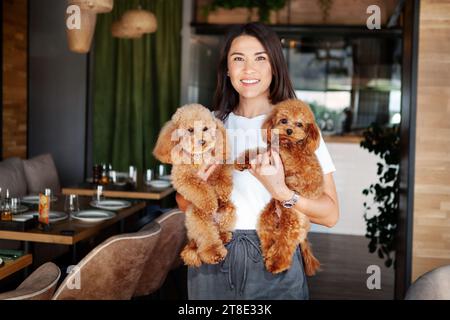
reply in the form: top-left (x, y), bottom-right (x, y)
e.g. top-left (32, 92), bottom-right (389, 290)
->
top-left (360, 122), bottom-right (400, 268)
top-left (203, 0), bottom-right (287, 24)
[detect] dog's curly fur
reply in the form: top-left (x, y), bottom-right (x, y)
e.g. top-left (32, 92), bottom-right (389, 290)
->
top-left (235, 99), bottom-right (323, 275)
top-left (153, 104), bottom-right (236, 267)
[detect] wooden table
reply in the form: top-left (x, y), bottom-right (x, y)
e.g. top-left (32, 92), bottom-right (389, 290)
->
top-left (62, 181), bottom-right (175, 200)
top-left (0, 197), bottom-right (146, 246)
top-left (0, 254), bottom-right (33, 280)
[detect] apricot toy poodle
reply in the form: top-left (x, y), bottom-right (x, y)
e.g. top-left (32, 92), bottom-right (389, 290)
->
top-left (153, 104), bottom-right (235, 267)
top-left (235, 99), bottom-right (323, 275)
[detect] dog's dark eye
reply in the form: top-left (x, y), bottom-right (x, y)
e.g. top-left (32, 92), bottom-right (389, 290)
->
top-left (296, 122), bottom-right (303, 128)
top-left (203, 127), bottom-right (208, 132)
top-left (188, 128), bottom-right (194, 133)
top-left (280, 119), bottom-right (288, 124)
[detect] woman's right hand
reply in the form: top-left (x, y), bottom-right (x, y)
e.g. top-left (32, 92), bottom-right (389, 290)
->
top-left (175, 163), bottom-right (219, 212)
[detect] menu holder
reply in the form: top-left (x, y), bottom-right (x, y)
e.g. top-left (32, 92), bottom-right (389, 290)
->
top-left (0, 216), bottom-right (38, 231)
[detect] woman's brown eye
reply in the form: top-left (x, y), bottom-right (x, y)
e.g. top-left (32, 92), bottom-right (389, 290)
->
top-left (280, 119), bottom-right (288, 124)
top-left (203, 127), bottom-right (208, 132)
top-left (296, 122), bottom-right (303, 128)
top-left (188, 128), bottom-right (194, 133)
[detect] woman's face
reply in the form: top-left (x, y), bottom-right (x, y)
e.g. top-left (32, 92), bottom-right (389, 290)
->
top-left (227, 35), bottom-right (272, 100)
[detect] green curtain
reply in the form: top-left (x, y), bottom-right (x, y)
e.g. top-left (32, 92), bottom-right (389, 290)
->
top-left (92, 0), bottom-right (182, 174)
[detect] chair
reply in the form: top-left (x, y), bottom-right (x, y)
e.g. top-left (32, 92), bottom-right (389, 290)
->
top-left (133, 209), bottom-right (187, 297)
top-left (23, 153), bottom-right (61, 195)
top-left (405, 265), bottom-right (450, 300)
top-left (52, 222), bottom-right (161, 300)
top-left (0, 262), bottom-right (61, 300)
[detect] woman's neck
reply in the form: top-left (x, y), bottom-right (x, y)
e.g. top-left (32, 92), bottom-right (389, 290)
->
top-left (234, 95), bottom-right (272, 118)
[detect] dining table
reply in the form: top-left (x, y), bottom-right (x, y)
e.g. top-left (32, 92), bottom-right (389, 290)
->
top-left (62, 180), bottom-right (175, 201)
top-left (0, 196), bottom-right (147, 265)
top-left (0, 254), bottom-right (33, 281)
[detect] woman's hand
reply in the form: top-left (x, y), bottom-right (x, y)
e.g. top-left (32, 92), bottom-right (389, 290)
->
top-left (248, 149), bottom-right (293, 202)
top-left (175, 163), bottom-right (219, 212)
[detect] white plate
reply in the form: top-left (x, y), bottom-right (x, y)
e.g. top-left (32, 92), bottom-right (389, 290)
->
top-left (72, 210), bottom-right (115, 222)
top-left (27, 211), bottom-right (68, 223)
top-left (12, 205), bottom-right (29, 214)
top-left (147, 180), bottom-right (171, 189)
top-left (89, 199), bottom-right (131, 211)
top-left (21, 195), bottom-right (58, 204)
top-left (159, 175), bottom-right (172, 181)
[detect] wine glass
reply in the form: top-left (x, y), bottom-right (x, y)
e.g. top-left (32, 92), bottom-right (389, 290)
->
top-left (144, 169), bottom-right (154, 186)
top-left (64, 194), bottom-right (80, 220)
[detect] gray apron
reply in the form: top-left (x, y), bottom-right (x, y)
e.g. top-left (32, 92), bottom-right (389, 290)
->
top-left (188, 229), bottom-right (310, 300)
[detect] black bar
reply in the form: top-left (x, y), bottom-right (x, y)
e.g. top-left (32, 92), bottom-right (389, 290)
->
top-left (0, 0), bottom-right (3, 160)
top-left (191, 23), bottom-right (403, 38)
top-left (395, 0), bottom-right (420, 300)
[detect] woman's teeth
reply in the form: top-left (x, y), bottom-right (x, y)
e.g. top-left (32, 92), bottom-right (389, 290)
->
top-left (241, 79), bottom-right (260, 84)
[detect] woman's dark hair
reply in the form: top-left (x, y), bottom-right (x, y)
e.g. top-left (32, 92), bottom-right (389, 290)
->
top-left (213, 22), bottom-right (296, 122)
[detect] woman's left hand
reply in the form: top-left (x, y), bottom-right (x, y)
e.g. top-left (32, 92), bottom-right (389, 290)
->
top-left (248, 149), bottom-right (292, 201)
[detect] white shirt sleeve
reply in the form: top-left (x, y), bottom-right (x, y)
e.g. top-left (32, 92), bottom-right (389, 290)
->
top-left (315, 132), bottom-right (336, 174)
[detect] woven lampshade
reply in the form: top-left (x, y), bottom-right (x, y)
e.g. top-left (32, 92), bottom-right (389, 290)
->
top-left (66, 9), bottom-right (97, 53)
top-left (111, 20), bottom-right (143, 39)
top-left (121, 8), bottom-right (157, 34)
top-left (68, 0), bottom-right (114, 13)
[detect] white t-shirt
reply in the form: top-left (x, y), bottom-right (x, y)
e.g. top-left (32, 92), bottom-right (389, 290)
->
top-left (221, 111), bottom-right (336, 230)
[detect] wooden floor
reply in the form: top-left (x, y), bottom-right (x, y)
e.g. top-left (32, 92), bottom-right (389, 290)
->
top-left (307, 232), bottom-right (395, 300)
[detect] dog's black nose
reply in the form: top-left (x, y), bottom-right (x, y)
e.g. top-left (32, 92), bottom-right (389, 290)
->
top-left (286, 129), bottom-right (293, 135)
top-left (198, 140), bottom-right (206, 145)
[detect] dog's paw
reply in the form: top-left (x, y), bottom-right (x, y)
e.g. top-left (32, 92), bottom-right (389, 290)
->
top-left (220, 231), bottom-right (232, 244)
top-left (218, 201), bottom-right (235, 215)
top-left (181, 245), bottom-right (202, 267)
top-left (234, 163), bottom-right (251, 171)
top-left (264, 247), bottom-right (293, 274)
top-left (199, 243), bottom-right (228, 264)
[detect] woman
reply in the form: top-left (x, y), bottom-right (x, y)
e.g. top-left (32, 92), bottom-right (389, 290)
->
top-left (176, 22), bottom-right (339, 300)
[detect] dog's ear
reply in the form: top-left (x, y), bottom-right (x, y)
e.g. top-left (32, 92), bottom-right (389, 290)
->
top-left (212, 119), bottom-right (229, 164)
top-left (152, 120), bottom-right (178, 164)
top-left (261, 109), bottom-right (277, 146)
top-left (305, 122), bottom-right (320, 153)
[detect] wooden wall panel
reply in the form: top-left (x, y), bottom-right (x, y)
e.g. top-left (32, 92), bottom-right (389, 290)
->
top-left (413, 0), bottom-right (450, 282)
top-left (2, 0), bottom-right (28, 159)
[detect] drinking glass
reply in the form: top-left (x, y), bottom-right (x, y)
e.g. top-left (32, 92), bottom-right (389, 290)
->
top-left (93, 185), bottom-right (105, 203)
top-left (144, 169), bottom-right (154, 185)
top-left (157, 164), bottom-right (167, 179)
top-left (64, 194), bottom-right (80, 219)
top-left (10, 198), bottom-right (21, 214)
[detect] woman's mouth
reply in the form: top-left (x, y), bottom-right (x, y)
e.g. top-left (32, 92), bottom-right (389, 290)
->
top-left (240, 79), bottom-right (260, 86)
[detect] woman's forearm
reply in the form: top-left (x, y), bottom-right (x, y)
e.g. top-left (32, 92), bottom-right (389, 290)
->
top-left (293, 193), bottom-right (339, 227)
top-left (273, 173), bottom-right (340, 228)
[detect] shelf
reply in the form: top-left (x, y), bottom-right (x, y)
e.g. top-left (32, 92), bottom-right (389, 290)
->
top-left (191, 23), bottom-right (403, 38)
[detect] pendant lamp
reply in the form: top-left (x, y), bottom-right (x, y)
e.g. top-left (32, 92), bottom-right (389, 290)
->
top-left (68, 0), bottom-right (114, 13)
top-left (66, 9), bottom-right (97, 53)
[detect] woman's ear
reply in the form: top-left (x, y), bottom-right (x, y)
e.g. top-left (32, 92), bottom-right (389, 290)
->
top-left (212, 119), bottom-right (229, 164)
top-left (152, 120), bottom-right (178, 164)
top-left (305, 122), bottom-right (320, 153)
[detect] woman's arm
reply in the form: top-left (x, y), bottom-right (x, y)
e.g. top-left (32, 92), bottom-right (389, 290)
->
top-left (249, 150), bottom-right (340, 228)
top-left (274, 173), bottom-right (339, 228)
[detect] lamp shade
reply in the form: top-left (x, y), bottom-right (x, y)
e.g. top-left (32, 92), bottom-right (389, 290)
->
top-left (66, 9), bottom-right (97, 53)
top-left (111, 20), bottom-right (143, 39)
top-left (121, 9), bottom-right (157, 34)
top-left (68, 0), bottom-right (114, 13)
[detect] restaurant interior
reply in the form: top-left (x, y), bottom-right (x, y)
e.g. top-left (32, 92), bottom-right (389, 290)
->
top-left (0, 0), bottom-right (449, 301)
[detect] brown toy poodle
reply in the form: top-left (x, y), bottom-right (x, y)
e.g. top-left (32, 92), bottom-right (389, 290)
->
top-left (153, 104), bottom-right (236, 267)
top-left (235, 99), bottom-right (323, 275)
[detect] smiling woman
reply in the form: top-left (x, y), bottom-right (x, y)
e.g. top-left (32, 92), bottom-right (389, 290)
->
top-left (180, 22), bottom-right (339, 300)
